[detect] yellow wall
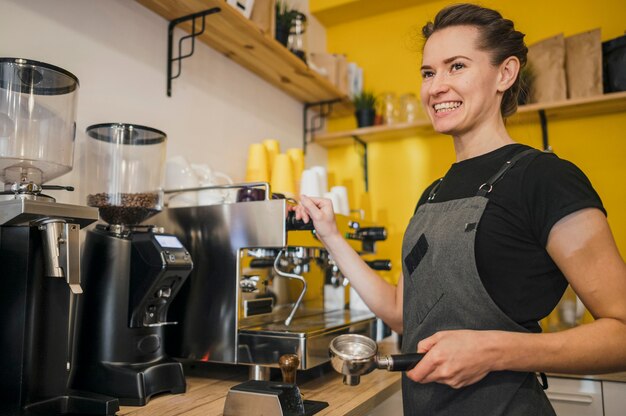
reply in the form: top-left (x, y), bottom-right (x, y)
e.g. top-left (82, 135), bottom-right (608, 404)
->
top-left (321, 0), bottom-right (626, 287)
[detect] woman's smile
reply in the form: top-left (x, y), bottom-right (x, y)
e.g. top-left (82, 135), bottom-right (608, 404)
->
top-left (433, 101), bottom-right (463, 114)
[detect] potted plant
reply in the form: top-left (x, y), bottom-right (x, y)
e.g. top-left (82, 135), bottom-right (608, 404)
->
top-left (353, 91), bottom-right (377, 128)
top-left (275, 1), bottom-right (299, 47)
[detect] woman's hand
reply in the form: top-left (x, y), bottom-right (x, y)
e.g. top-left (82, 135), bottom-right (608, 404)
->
top-left (293, 195), bottom-right (341, 242)
top-left (405, 330), bottom-right (501, 389)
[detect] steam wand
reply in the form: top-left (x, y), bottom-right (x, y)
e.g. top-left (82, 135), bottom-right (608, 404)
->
top-left (273, 249), bottom-right (307, 326)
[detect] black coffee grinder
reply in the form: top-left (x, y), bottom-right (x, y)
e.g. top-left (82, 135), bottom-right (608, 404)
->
top-left (71, 123), bottom-right (192, 405)
top-left (0, 58), bottom-right (118, 415)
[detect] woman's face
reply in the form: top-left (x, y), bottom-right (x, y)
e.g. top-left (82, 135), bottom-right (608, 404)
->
top-left (420, 25), bottom-right (503, 136)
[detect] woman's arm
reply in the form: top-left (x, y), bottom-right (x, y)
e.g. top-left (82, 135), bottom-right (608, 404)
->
top-left (493, 207), bottom-right (626, 373)
top-left (295, 195), bottom-right (403, 332)
top-left (405, 208), bottom-right (626, 387)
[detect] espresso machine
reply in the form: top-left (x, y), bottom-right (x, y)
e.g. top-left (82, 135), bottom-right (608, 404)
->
top-left (154, 185), bottom-right (389, 379)
top-left (0, 58), bottom-right (118, 415)
top-left (71, 123), bottom-right (192, 405)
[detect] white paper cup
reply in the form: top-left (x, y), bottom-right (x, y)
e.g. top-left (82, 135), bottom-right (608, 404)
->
top-left (310, 166), bottom-right (328, 195)
top-left (300, 169), bottom-right (323, 198)
top-left (331, 185), bottom-right (350, 216)
top-left (323, 191), bottom-right (342, 214)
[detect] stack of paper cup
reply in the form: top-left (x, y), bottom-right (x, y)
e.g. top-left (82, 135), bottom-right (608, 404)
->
top-left (323, 191), bottom-right (342, 214)
top-left (330, 185), bottom-right (350, 216)
top-left (300, 169), bottom-right (323, 197)
top-left (270, 153), bottom-right (295, 197)
top-left (310, 166), bottom-right (328, 195)
top-left (263, 139), bottom-right (280, 176)
top-left (287, 148), bottom-right (304, 194)
top-left (245, 143), bottom-right (269, 182)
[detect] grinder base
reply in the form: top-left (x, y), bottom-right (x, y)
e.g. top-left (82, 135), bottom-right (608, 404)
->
top-left (223, 380), bottom-right (328, 416)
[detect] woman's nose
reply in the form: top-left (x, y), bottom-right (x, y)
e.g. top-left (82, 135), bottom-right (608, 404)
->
top-left (429, 73), bottom-right (449, 96)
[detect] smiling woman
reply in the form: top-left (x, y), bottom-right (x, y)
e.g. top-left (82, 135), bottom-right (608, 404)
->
top-left (295, 3), bottom-right (626, 416)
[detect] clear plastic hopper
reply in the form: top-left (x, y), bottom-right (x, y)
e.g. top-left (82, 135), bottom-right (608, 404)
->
top-left (0, 58), bottom-right (78, 188)
top-left (84, 123), bottom-right (166, 225)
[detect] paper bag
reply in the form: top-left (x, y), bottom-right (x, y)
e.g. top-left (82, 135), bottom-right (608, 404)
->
top-left (565, 29), bottom-right (603, 99)
top-left (528, 34), bottom-right (567, 103)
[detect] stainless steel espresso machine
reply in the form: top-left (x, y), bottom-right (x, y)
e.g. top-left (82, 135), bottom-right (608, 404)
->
top-left (0, 58), bottom-right (118, 415)
top-left (71, 123), bottom-right (192, 405)
top-left (155, 186), bottom-right (389, 378)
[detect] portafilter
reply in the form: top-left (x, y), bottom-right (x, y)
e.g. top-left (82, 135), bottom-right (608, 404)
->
top-left (329, 334), bottom-right (424, 386)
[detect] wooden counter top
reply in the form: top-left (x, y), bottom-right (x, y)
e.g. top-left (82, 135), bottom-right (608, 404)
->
top-left (117, 364), bottom-right (401, 416)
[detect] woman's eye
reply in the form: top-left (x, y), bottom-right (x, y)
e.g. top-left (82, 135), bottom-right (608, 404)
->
top-left (421, 71), bottom-right (434, 79)
top-left (451, 62), bottom-right (465, 71)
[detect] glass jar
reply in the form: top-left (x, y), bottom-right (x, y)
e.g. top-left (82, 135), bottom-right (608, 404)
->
top-left (287, 12), bottom-right (307, 62)
top-left (84, 123), bottom-right (166, 225)
top-left (380, 92), bottom-right (399, 125)
top-left (0, 58), bottom-right (79, 186)
top-left (399, 93), bottom-right (423, 123)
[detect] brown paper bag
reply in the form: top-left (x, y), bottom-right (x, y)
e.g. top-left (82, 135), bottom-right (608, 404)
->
top-left (528, 34), bottom-right (567, 103)
top-left (250, 0), bottom-right (275, 37)
top-left (310, 52), bottom-right (338, 82)
top-left (335, 54), bottom-right (349, 95)
top-left (565, 28), bottom-right (603, 99)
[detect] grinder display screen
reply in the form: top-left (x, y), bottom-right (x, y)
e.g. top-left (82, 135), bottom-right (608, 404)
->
top-left (155, 235), bottom-right (184, 249)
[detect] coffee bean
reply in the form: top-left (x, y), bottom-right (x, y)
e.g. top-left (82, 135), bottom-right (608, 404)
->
top-left (87, 192), bottom-right (160, 225)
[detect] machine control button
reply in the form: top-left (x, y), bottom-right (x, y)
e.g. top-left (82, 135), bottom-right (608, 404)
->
top-left (155, 287), bottom-right (172, 298)
top-left (137, 334), bottom-right (161, 354)
top-left (169, 254), bottom-right (176, 262)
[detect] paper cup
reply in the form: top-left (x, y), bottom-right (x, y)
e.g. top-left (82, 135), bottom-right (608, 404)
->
top-left (331, 185), bottom-right (350, 216)
top-left (323, 191), bottom-right (342, 214)
top-left (270, 153), bottom-right (295, 197)
top-left (263, 139), bottom-right (280, 175)
top-left (300, 169), bottom-right (323, 198)
top-left (287, 148), bottom-right (304, 194)
top-left (310, 166), bottom-right (328, 195)
top-left (246, 143), bottom-right (269, 182)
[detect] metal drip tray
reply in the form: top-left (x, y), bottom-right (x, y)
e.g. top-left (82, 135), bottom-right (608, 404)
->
top-left (237, 310), bottom-right (375, 369)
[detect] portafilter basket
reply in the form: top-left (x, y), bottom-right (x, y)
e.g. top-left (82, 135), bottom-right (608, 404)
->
top-left (329, 334), bottom-right (424, 386)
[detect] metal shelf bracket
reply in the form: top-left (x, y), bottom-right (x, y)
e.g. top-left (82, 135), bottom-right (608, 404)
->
top-left (352, 135), bottom-right (369, 192)
top-left (167, 7), bottom-right (221, 97)
top-left (303, 99), bottom-right (341, 154)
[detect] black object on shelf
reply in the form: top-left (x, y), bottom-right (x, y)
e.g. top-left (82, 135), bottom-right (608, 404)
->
top-left (603, 35), bottom-right (626, 93)
top-left (167, 7), bottom-right (221, 97)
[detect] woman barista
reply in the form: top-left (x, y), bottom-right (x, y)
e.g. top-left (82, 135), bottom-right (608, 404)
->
top-left (294, 3), bottom-right (626, 415)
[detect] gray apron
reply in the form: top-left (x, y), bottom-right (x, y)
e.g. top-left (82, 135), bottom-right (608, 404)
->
top-left (401, 149), bottom-right (555, 415)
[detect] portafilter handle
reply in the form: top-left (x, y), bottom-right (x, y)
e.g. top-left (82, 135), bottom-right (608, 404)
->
top-left (279, 354), bottom-right (300, 384)
top-left (376, 353), bottom-right (424, 372)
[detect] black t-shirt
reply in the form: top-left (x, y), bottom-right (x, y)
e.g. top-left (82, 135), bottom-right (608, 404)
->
top-left (414, 144), bottom-right (606, 332)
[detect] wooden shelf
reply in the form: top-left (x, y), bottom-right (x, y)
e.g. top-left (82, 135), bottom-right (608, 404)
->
top-left (136, 0), bottom-right (354, 116)
top-left (313, 91), bottom-right (626, 147)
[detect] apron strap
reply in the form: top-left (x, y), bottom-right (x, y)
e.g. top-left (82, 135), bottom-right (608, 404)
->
top-left (476, 149), bottom-right (539, 197)
top-left (427, 178), bottom-right (444, 202)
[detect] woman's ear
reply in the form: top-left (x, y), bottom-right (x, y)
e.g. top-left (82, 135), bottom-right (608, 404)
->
top-left (497, 56), bottom-right (520, 92)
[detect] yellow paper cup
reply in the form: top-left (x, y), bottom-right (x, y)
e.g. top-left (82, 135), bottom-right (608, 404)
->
top-left (270, 153), bottom-right (295, 197)
top-left (262, 139), bottom-right (280, 175)
top-left (245, 143), bottom-right (269, 182)
top-left (287, 148), bottom-right (304, 194)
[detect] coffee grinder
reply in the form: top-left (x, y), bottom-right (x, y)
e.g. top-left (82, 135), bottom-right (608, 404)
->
top-left (0, 58), bottom-right (118, 415)
top-left (71, 123), bottom-right (192, 405)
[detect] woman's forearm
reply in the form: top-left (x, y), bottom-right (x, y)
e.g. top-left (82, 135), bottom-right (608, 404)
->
top-left (492, 318), bottom-right (626, 374)
top-left (322, 233), bottom-right (403, 332)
